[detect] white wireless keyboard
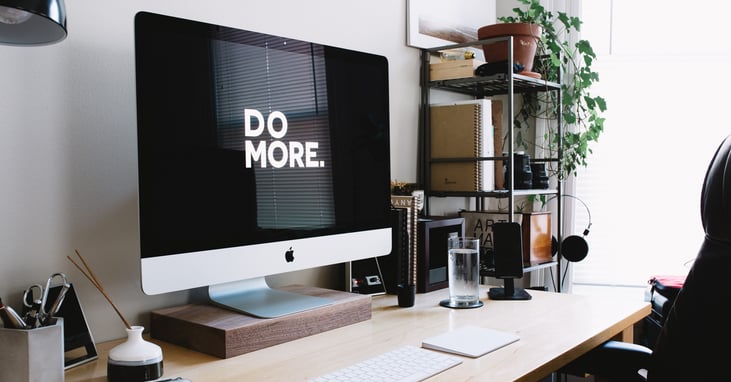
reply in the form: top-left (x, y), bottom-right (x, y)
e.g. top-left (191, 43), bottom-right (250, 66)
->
top-left (309, 345), bottom-right (462, 382)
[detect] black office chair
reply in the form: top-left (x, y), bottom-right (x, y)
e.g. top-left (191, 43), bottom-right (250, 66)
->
top-left (563, 135), bottom-right (731, 381)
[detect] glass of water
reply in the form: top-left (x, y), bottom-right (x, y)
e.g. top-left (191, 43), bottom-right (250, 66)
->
top-left (441, 236), bottom-right (483, 308)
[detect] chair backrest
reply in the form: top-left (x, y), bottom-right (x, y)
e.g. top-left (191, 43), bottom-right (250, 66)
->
top-left (649, 135), bottom-right (731, 381)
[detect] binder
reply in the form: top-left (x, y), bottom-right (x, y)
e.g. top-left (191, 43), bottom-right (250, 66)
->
top-left (429, 100), bottom-right (495, 192)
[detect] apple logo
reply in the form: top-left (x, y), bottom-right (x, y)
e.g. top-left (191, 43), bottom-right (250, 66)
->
top-left (285, 247), bottom-right (295, 262)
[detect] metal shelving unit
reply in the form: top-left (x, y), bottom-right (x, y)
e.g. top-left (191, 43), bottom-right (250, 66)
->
top-left (418, 36), bottom-right (565, 291)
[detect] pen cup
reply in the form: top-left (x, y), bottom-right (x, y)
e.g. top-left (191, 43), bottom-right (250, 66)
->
top-left (397, 284), bottom-right (416, 307)
top-left (440, 236), bottom-right (483, 309)
top-left (0, 317), bottom-right (64, 382)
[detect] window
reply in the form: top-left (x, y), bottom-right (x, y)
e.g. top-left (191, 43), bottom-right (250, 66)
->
top-left (213, 37), bottom-right (335, 229)
top-left (571, 0), bottom-right (731, 288)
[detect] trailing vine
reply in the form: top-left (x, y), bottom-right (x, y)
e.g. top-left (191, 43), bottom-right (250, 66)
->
top-left (500, 0), bottom-right (606, 179)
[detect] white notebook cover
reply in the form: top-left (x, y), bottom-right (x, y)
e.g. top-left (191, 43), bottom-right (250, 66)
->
top-left (421, 326), bottom-right (520, 358)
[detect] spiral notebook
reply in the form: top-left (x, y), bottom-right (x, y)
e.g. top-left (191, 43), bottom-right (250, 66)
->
top-left (429, 100), bottom-right (495, 192)
top-left (421, 326), bottom-right (519, 358)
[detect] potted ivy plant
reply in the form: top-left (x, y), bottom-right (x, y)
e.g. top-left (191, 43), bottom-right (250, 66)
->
top-left (482, 0), bottom-right (606, 179)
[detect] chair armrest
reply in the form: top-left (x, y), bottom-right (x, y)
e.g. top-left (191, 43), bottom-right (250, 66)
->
top-left (561, 340), bottom-right (652, 381)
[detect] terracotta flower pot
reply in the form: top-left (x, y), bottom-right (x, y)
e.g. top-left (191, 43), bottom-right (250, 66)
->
top-left (477, 23), bottom-right (542, 78)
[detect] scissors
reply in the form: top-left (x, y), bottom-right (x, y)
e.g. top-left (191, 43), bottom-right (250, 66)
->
top-left (22, 283), bottom-right (45, 327)
top-left (22, 273), bottom-right (71, 327)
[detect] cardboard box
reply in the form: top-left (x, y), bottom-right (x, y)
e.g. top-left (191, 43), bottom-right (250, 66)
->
top-left (460, 211), bottom-right (553, 266)
top-left (429, 59), bottom-right (485, 81)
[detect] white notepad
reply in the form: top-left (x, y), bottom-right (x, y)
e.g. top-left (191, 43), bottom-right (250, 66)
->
top-left (421, 326), bottom-right (520, 358)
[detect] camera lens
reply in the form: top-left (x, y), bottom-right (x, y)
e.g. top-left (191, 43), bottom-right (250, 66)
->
top-left (504, 153), bottom-right (533, 189)
top-left (531, 163), bottom-right (549, 189)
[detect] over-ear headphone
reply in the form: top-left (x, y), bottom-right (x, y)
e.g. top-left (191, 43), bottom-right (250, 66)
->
top-left (548, 195), bottom-right (592, 262)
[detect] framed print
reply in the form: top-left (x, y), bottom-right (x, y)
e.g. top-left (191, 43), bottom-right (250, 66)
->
top-left (407, 0), bottom-right (496, 49)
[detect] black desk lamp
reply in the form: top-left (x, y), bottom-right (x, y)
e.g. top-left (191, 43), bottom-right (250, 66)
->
top-left (0, 0), bottom-right (67, 45)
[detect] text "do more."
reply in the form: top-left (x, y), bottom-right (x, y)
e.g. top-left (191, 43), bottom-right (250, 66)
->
top-left (243, 108), bottom-right (325, 169)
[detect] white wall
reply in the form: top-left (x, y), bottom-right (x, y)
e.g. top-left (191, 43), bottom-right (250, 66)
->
top-left (0, 0), bottom-right (422, 342)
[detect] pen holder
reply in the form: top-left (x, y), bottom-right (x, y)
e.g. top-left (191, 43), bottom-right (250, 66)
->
top-left (107, 325), bottom-right (163, 382)
top-left (0, 317), bottom-right (64, 382)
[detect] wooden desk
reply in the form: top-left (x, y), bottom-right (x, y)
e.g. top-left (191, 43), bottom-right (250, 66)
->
top-left (65, 286), bottom-right (650, 382)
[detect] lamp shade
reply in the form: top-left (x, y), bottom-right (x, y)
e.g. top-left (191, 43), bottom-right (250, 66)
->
top-left (0, 0), bottom-right (66, 45)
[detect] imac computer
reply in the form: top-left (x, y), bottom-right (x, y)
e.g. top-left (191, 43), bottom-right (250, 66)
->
top-left (134, 12), bottom-right (392, 318)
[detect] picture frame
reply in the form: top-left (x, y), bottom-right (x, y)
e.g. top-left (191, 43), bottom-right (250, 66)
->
top-left (417, 217), bottom-right (465, 293)
top-left (406, 0), bottom-right (496, 49)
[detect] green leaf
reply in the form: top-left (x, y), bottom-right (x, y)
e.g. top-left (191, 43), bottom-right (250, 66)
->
top-left (550, 53), bottom-right (561, 67)
top-left (577, 40), bottom-right (596, 57)
top-left (557, 12), bottom-right (571, 29)
top-left (595, 96), bottom-right (607, 112)
top-left (570, 16), bottom-right (582, 31)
